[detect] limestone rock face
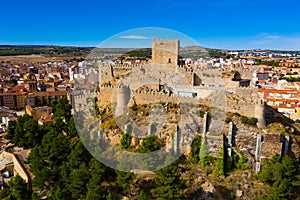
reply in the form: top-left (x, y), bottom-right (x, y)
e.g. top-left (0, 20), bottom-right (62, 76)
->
top-left (131, 137), bottom-right (139, 147)
top-left (236, 190), bottom-right (243, 197)
top-left (201, 182), bottom-right (215, 193)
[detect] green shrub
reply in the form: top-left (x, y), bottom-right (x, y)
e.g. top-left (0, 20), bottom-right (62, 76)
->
top-left (241, 116), bottom-right (248, 124)
top-left (241, 116), bottom-right (258, 126)
top-left (248, 118), bottom-right (258, 126)
top-left (236, 156), bottom-right (252, 170)
top-left (167, 103), bottom-right (177, 109)
top-left (190, 136), bottom-right (202, 164)
top-left (120, 133), bottom-right (132, 150)
top-left (131, 102), bottom-right (138, 111)
top-left (234, 112), bottom-right (241, 117)
top-left (225, 117), bottom-right (232, 124)
top-left (198, 110), bottom-right (205, 118)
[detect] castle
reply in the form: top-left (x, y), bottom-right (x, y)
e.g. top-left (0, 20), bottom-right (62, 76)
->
top-left (98, 39), bottom-right (265, 127)
top-left (94, 39), bottom-right (280, 170)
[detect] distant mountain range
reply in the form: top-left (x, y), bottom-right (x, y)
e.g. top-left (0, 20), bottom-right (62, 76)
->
top-left (0, 45), bottom-right (299, 58)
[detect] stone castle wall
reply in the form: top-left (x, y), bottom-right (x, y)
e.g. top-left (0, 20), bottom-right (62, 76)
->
top-left (101, 84), bottom-right (262, 120)
top-left (226, 102), bottom-right (256, 117)
top-left (99, 64), bottom-right (264, 124)
top-left (225, 87), bottom-right (260, 119)
top-left (133, 93), bottom-right (176, 105)
top-left (235, 87), bottom-right (258, 102)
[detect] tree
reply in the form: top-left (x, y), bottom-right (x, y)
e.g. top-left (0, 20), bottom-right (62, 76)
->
top-left (151, 159), bottom-right (184, 200)
top-left (50, 99), bottom-right (58, 112)
top-left (236, 155), bottom-right (252, 170)
top-left (208, 50), bottom-right (226, 58)
top-left (258, 154), bottom-right (280, 184)
top-left (116, 170), bottom-right (133, 195)
top-left (106, 192), bottom-right (118, 200)
top-left (258, 154), bottom-right (300, 199)
top-left (137, 135), bottom-right (161, 170)
top-left (69, 164), bottom-right (90, 199)
top-left (67, 117), bottom-right (78, 138)
top-left (28, 131), bottom-right (71, 194)
top-left (23, 118), bottom-right (41, 147)
top-left (138, 136), bottom-right (160, 153)
top-left (120, 132), bottom-right (132, 150)
top-left (54, 162), bottom-right (72, 199)
top-left (13, 123), bottom-right (23, 146)
top-left (53, 117), bottom-right (66, 134)
top-left (5, 114), bottom-right (45, 148)
top-left (76, 158), bottom-right (112, 200)
top-left (138, 190), bottom-right (150, 200)
top-left (86, 174), bottom-right (106, 200)
top-left (49, 187), bottom-right (67, 200)
top-left (54, 97), bottom-right (72, 122)
top-left (68, 141), bottom-right (92, 168)
top-left (190, 136), bottom-right (201, 164)
top-left (0, 187), bottom-right (11, 199)
top-left (5, 120), bottom-right (17, 140)
top-left (8, 175), bottom-right (31, 200)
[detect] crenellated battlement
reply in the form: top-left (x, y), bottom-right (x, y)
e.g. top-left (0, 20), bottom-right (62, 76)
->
top-left (115, 83), bottom-right (130, 89)
top-left (176, 65), bottom-right (194, 74)
top-left (98, 62), bottom-right (265, 125)
top-left (101, 83), bottom-right (259, 99)
top-left (235, 86), bottom-right (258, 91)
top-left (100, 84), bottom-right (114, 89)
top-left (99, 63), bottom-right (149, 69)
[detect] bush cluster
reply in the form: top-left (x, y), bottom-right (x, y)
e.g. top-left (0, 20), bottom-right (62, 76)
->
top-left (241, 116), bottom-right (258, 126)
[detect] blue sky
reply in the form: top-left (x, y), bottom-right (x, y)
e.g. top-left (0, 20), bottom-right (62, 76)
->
top-left (1, 0), bottom-right (300, 50)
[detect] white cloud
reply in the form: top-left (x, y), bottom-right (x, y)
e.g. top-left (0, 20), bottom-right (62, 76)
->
top-left (251, 34), bottom-right (300, 50)
top-left (265, 35), bottom-right (281, 39)
top-left (119, 35), bottom-right (149, 39)
top-left (256, 33), bottom-right (281, 40)
top-left (251, 33), bottom-right (282, 45)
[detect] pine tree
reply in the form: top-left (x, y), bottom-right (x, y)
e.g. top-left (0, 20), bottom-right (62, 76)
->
top-left (68, 141), bottom-right (92, 168)
top-left (69, 164), bottom-right (90, 199)
top-left (9, 175), bottom-right (31, 200)
top-left (151, 160), bottom-right (184, 200)
top-left (86, 174), bottom-right (106, 200)
top-left (258, 155), bottom-right (300, 199)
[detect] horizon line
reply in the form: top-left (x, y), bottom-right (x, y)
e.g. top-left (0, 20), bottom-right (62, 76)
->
top-left (0, 44), bottom-right (299, 52)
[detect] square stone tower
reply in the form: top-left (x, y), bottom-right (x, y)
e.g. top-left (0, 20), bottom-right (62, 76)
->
top-left (152, 39), bottom-right (179, 67)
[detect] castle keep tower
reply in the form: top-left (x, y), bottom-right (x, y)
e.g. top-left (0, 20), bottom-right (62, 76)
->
top-left (152, 39), bottom-right (179, 67)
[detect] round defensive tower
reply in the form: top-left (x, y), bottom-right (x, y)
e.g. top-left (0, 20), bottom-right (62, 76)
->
top-left (115, 84), bottom-right (131, 116)
top-left (255, 100), bottom-right (266, 128)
